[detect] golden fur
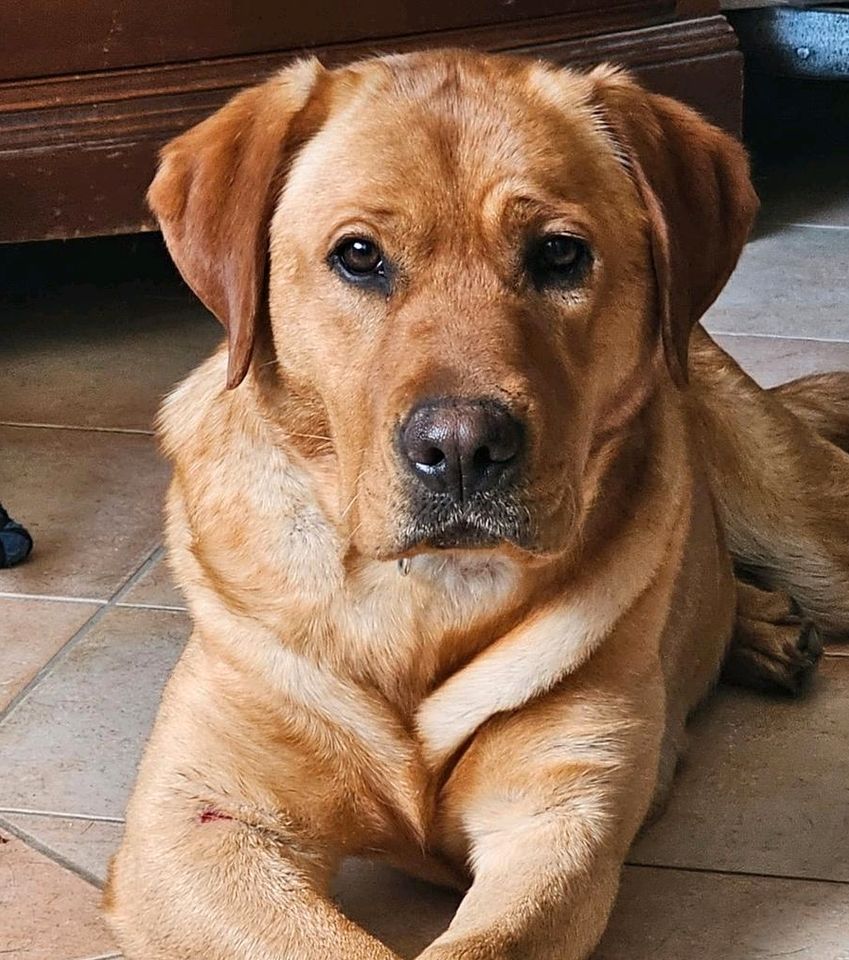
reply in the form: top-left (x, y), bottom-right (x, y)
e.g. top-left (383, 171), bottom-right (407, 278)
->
top-left (106, 51), bottom-right (849, 959)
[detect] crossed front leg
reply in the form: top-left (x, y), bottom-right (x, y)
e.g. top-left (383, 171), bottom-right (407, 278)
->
top-left (420, 667), bottom-right (665, 960)
top-left (105, 638), bottom-right (424, 960)
top-left (108, 774), bottom-right (406, 960)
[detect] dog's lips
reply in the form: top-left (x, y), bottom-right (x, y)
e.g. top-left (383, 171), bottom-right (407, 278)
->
top-left (413, 518), bottom-right (506, 551)
top-left (395, 495), bottom-right (535, 555)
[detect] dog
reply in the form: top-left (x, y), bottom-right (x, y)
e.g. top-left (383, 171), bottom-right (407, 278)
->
top-left (105, 50), bottom-right (849, 959)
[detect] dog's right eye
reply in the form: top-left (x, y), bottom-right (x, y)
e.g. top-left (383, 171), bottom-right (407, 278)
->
top-left (526, 233), bottom-right (592, 291)
top-left (329, 237), bottom-right (389, 291)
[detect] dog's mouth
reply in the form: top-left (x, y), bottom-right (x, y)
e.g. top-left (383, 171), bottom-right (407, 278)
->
top-left (397, 494), bottom-right (534, 554)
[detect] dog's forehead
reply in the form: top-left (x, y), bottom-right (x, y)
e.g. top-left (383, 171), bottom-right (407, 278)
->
top-left (282, 57), bottom-right (626, 224)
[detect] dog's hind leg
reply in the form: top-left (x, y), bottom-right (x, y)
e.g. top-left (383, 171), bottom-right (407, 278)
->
top-left (688, 328), bottom-right (849, 641)
top-left (770, 371), bottom-right (849, 454)
top-left (723, 579), bottom-right (823, 694)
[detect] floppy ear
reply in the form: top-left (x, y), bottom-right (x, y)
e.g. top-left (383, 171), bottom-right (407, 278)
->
top-left (589, 67), bottom-right (759, 385)
top-left (148, 58), bottom-right (325, 388)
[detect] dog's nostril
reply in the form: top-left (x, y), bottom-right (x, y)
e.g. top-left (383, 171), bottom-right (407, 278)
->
top-left (473, 446), bottom-right (494, 470)
top-left (476, 442), bottom-right (516, 467)
top-left (417, 446), bottom-right (445, 468)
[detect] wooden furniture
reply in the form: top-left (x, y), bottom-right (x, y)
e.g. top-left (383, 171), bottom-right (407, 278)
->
top-left (0, 1), bottom-right (743, 243)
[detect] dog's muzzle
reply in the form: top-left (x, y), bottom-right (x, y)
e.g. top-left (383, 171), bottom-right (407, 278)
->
top-left (396, 396), bottom-right (531, 551)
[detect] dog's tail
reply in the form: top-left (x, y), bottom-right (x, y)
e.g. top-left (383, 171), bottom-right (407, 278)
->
top-left (770, 372), bottom-right (849, 455)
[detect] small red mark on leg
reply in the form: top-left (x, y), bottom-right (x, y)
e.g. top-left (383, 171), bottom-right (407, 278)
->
top-left (199, 807), bottom-right (233, 824)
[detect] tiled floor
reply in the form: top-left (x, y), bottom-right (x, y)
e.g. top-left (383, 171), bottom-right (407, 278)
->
top-left (2, 149), bottom-right (849, 960)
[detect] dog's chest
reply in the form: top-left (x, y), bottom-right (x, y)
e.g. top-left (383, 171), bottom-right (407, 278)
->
top-left (328, 552), bottom-right (523, 712)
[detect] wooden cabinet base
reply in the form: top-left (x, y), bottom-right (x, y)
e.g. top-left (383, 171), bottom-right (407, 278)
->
top-left (0, 13), bottom-right (741, 243)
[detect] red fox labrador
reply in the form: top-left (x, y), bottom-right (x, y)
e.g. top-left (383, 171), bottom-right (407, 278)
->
top-left (106, 50), bottom-right (849, 960)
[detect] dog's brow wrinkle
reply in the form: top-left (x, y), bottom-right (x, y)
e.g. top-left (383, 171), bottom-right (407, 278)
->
top-left (329, 208), bottom-right (405, 232)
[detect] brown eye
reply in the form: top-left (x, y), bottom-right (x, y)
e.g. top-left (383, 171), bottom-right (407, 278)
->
top-left (540, 235), bottom-right (581, 269)
top-left (333, 237), bottom-right (384, 277)
top-left (529, 234), bottom-right (591, 288)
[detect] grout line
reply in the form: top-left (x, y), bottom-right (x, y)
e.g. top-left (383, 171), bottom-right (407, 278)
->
top-left (0, 813), bottom-right (107, 890)
top-left (115, 601), bottom-right (187, 613)
top-left (626, 859), bottom-right (849, 887)
top-left (109, 546), bottom-right (167, 605)
top-left (0, 603), bottom-right (119, 725)
top-left (0, 420), bottom-right (154, 436)
top-left (0, 591), bottom-right (107, 605)
top-left (759, 220), bottom-right (849, 232)
top-left (0, 545), bottom-right (166, 727)
top-left (708, 331), bottom-right (849, 345)
top-left (0, 808), bottom-right (124, 823)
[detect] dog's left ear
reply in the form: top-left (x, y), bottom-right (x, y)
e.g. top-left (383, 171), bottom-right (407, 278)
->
top-left (588, 67), bottom-right (759, 385)
top-left (148, 58), bottom-right (326, 388)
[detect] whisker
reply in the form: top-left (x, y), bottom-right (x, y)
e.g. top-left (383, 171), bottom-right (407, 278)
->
top-left (346, 518), bottom-right (365, 543)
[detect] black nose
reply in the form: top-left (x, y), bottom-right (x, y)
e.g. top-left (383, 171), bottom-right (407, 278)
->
top-left (400, 399), bottom-right (524, 500)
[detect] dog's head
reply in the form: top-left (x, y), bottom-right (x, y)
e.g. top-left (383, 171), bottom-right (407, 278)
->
top-left (150, 51), bottom-right (757, 562)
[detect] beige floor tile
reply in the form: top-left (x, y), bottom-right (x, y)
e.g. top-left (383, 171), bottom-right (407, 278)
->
top-left (2, 814), bottom-right (124, 886)
top-left (631, 658), bottom-right (849, 881)
top-left (119, 554), bottom-right (186, 610)
top-left (333, 859), bottom-right (849, 960)
top-left (0, 426), bottom-right (169, 600)
top-left (334, 858), bottom-right (458, 959)
top-left (704, 225), bottom-right (849, 339)
top-left (595, 865), bottom-right (849, 960)
top-left (0, 828), bottom-right (117, 960)
top-left (716, 333), bottom-right (849, 388)
top-left (1, 279), bottom-right (220, 432)
top-left (0, 598), bottom-right (100, 711)
top-left (0, 607), bottom-right (188, 818)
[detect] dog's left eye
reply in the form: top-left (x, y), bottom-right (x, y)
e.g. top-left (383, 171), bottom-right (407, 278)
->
top-left (330, 237), bottom-right (387, 288)
top-left (527, 234), bottom-right (592, 289)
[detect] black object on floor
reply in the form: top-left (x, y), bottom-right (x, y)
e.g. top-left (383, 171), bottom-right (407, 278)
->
top-left (0, 503), bottom-right (33, 568)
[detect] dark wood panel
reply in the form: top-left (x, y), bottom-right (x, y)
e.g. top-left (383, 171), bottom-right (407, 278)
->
top-left (518, 15), bottom-right (736, 73)
top-left (0, 144), bottom-right (159, 241)
top-left (0, 15), bottom-right (740, 243)
top-left (0, 0), bottom-right (674, 80)
top-left (0, 8), bottom-right (694, 119)
top-left (640, 52), bottom-right (742, 130)
top-left (521, 15), bottom-right (741, 130)
top-left (675, 0), bottom-right (717, 15)
top-left (0, 16), bottom-right (739, 151)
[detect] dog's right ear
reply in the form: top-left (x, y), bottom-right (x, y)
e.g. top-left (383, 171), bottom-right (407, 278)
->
top-left (148, 59), bottom-right (325, 388)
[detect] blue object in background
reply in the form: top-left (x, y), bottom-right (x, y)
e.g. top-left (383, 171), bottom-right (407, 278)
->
top-left (0, 503), bottom-right (33, 567)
